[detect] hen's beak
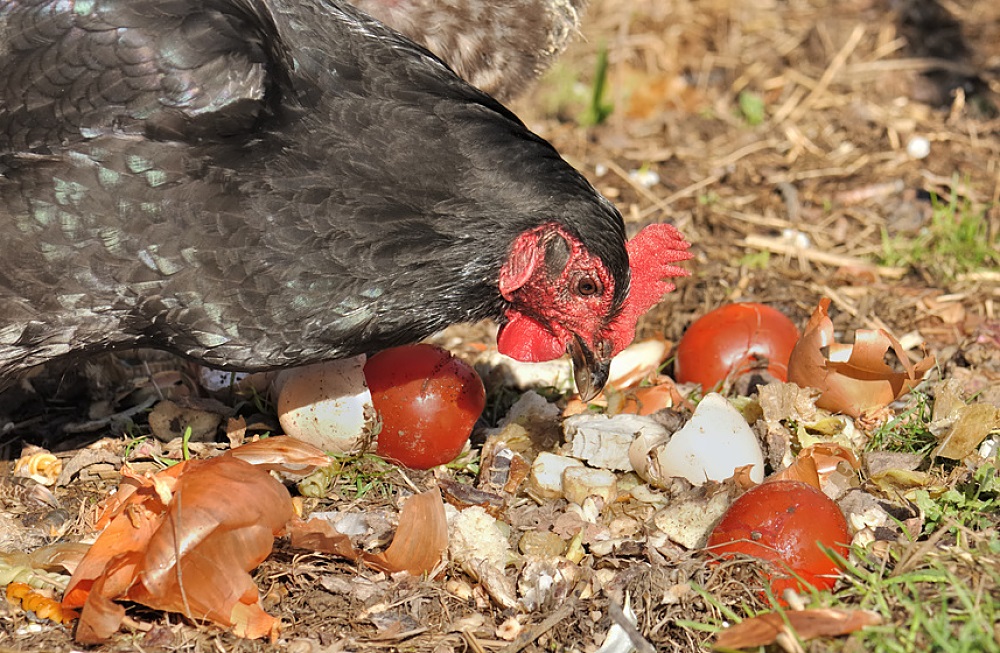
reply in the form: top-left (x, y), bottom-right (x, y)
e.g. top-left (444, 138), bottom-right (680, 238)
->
top-left (569, 334), bottom-right (611, 402)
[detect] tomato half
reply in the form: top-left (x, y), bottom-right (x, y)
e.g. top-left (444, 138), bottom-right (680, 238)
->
top-left (365, 344), bottom-right (486, 469)
top-left (674, 302), bottom-right (800, 389)
top-left (707, 480), bottom-right (850, 595)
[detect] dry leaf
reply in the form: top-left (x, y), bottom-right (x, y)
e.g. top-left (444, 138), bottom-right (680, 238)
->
top-left (226, 416), bottom-right (248, 448)
top-left (439, 477), bottom-right (506, 517)
top-left (788, 298), bottom-right (935, 418)
top-left (932, 403), bottom-right (1000, 460)
top-left (147, 399), bottom-right (222, 442)
top-left (714, 608), bottom-right (882, 648)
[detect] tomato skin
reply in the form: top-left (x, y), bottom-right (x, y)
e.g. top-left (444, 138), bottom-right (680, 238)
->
top-left (364, 344), bottom-right (486, 469)
top-left (674, 303), bottom-right (800, 389)
top-left (707, 480), bottom-right (850, 594)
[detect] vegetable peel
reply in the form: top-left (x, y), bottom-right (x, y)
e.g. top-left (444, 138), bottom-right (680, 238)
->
top-left (788, 298), bottom-right (935, 418)
top-left (62, 437), bottom-right (331, 643)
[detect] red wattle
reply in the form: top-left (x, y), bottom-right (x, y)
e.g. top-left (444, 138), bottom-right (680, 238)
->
top-left (497, 312), bottom-right (566, 362)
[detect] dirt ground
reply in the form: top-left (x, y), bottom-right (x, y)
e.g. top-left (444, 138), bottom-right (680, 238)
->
top-left (1, 0), bottom-right (999, 651)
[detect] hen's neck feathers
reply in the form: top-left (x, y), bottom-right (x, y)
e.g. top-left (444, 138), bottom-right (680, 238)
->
top-left (228, 0), bottom-right (631, 345)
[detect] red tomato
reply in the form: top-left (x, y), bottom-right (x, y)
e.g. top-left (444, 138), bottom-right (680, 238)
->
top-left (674, 303), bottom-right (799, 388)
top-left (364, 344), bottom-right (486, 469)
top-left (707, 480), bottom-right (850, 595)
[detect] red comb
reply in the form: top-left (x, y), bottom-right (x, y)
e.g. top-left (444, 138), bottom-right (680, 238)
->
top-left (606, 223), bottom-right (692, 355)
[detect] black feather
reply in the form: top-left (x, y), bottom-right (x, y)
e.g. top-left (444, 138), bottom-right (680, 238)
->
top-left (0, 0), bottom-right (627, 377)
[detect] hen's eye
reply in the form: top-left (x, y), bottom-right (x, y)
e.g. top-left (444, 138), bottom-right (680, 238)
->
top-left (576, 276), bottom-right (601, 296)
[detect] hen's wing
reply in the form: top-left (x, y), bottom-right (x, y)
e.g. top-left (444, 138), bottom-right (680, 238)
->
top-left (0, 0), bottom-right (288, 152)
top-left (0, 0), bottom-right (588, 379)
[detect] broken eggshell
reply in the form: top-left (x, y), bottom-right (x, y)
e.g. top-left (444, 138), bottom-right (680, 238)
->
top-left (787, 298), bottom-right (935, 419)
top-left (196, 366), bottom-right (274, 397)
top-left (275, 356), bottom-right (376, 452)
top-left (565, 413), bottom-right (668, 471)
top-left (629, 393), bottom-right (764, 487)
top-left (606, 338), bottom-right (671, 389)
top-left (562, 466), bottom-right (618, 506)
top-left (527, 452), bottom-right (585, 500)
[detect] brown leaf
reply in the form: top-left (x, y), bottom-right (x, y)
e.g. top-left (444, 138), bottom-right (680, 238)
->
top-left (147, 400), bottom-right (222, 443)
top-left (226, 416), bottom-right (248, 448)
top-left (25, 542), bottom-right (92, 576)
top-left (439, 477), bottom-right (506, 517)
top-left (788, 298), bottom-right (935, 418)
top-left (714, 608), bottom-right (882, 648)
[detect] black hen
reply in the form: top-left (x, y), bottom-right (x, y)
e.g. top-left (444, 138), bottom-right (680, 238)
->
top-left (0, 0), bottom-right (690, 399)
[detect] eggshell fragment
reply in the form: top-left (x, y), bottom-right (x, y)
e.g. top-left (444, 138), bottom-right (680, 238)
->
top-left (565, 414), bottom-right (668, 471)
top-left (196, 366), bottom-right (273, 396)
top-left (475, 350), bottom-right (575, 394)
top-left (630, 393), bottom-right (764, 486)
top-left (607, 338), bottom-right (671, 389)
top-left (276, 356), bottom-right (376, 452)
top-left (562, 466), bottom-right (618, 506)
top-left (527, 452), bottom-right (584, 500)
top-left (651, 485), bottom-right (737, 549)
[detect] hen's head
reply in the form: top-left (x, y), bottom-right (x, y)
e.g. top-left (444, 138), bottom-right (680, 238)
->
top-left (497, 222), bottom-right (692, 399)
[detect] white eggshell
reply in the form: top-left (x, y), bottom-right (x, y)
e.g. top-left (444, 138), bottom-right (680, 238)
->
top-left (565, 413), bottom-right (667, 471)
top-left (906, 136), bottom-right (931, 159)
top-left (607, 338), bottom-right (670, 388)
top-left (562, 466), bottom-right (618, 506)
top-left (198, 366), bottom-right (251, 392)
top-left (656, 393), bottom-right (764, 484)
top-left (527, 452), bottom-right (585, 500)
top-left (276, 356), bottom-right (376, 452)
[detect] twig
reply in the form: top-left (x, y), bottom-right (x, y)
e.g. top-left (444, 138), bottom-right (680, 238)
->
top-left (740, 235), bottom-right (907, 278)
top-left (785, 24), bottom-right (866, 122)
top-left (712, 138), bottom-right (781, 169)
top-left (462, 629), bottom-right (489, 653)
top-left (61, 395), bottom-right (158, 434)
top-left (891, 519), bottom-right (954, 578)
top-left (816, 284), bottom-right (896, 335)
top-left (605, 160), bottom-right (671, 210)
top-left (498, 601), bottom-right (575, 653)
top-left (369, 627), bottom-right (429, 642)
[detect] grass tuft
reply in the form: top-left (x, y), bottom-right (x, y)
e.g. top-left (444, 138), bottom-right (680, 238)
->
top-left (880, 188), bottom-right (1000, 280)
